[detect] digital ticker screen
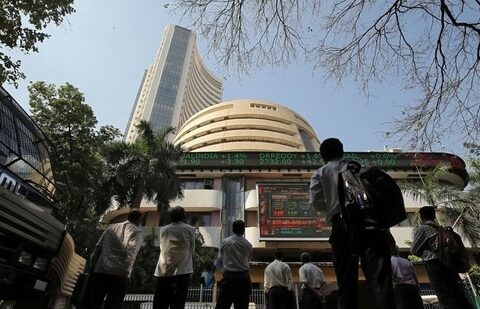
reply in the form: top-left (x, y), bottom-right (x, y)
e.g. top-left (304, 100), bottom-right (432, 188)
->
top-left (177, 152), bottom-right (466, 170)
top-left (257, 183), bottom-right (330, 241)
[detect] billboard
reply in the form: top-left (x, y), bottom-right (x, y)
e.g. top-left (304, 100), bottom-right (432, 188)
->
top-left (257, 183), bottom-right (330, 241)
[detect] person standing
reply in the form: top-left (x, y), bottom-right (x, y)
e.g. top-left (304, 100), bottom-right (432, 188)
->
top-left (215, 220), bottom-right (253, 309)
top-left (201, 263), bottom-right (215, 302)
top-left (153, 206), bottom-right (195, 309)
top-left (411, 206), bottom-right (473, 309)
top-left (264, 250), bottom-right (293, 309)
top-left (309, 138), bottom-right (395, 309)
top-left (88, 210), bottom-right (143, 309)
top-left (390, 245), bottom-right (423, 309)
top-left (298, 252), bottom-right (326, 309)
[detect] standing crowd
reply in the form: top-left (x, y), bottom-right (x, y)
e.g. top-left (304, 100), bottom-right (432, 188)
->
top-left (83, 138), bottom-right (474, 309)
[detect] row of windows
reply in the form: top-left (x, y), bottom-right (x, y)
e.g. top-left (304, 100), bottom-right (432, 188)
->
top-left (250, 103), bottom-right (277, 111)
top-left (180, 125), bottom-right (297, 145)
top-left (188, 136), bottom-right (301, 151)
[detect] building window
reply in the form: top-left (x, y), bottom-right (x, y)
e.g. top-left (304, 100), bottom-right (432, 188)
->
top-left (299, 129), bottom-right (315, 151)
top-left (187, 213), bottom-right (212, 226)
top-left (181, 179), bottom-right (214, 189)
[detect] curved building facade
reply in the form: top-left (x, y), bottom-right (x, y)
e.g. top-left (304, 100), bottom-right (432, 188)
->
top-left (124, 25), bottom-right (223, 143)
top-left (173, 100), bottom-right (321, 152)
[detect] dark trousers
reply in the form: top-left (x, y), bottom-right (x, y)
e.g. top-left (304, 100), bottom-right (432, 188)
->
top-left (268, 287), bottom-right (293, 309)
top-left (215, 271), bottom-right (252, 309)
top-left (330, 217), bottom-right (395, 309)
top-left (393, 284), bottom-right (424, 309)
top-left (301, 288), bottom-right (324, 309)
top-left (153, 274), bottom-right (190, 309)
top-left (425, 259), bottom-right (474, 309)
top-left (88, 272), bottom-right (128, 309)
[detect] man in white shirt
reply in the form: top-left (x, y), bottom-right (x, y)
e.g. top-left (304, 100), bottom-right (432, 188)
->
top-left (309, 138), bottom-right (394, 309)
top-left (215, 220), bottom-right (253, 309)
top-left (88, 210), bottom-right (143, 309)
top-left (264, 251), bottom-right (293, 309)
top-left (152, 206), bottom-right (195, 309)
top-left (298, 252), bottom-right (325, 309)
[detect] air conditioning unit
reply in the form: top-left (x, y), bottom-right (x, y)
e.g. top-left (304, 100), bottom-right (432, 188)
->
top-left (204, 179), bottom-right (213, 188)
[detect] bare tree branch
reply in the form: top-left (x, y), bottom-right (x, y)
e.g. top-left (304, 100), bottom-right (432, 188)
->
top-left (173, 0), bottom-right (480, 149)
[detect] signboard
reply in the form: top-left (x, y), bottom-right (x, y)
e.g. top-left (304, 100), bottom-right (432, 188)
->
top-left (177, 152), bottom-right (466, 170)
top-left (257, 183), bottom-right (330, 241)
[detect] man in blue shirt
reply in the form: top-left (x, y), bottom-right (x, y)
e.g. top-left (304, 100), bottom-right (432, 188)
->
top-left (215, 220), bottom-right (253, 309)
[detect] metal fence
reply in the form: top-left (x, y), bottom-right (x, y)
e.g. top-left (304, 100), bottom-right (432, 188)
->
top-left (123, 286), bottom-right (476, 309)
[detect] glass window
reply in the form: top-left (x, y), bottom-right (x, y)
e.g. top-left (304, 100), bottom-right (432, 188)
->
top-left (187, 212), bottom-right (212, 226)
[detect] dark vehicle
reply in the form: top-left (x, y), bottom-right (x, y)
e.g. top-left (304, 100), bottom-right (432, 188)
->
top-left (0, 86), bottom-right (85, 305)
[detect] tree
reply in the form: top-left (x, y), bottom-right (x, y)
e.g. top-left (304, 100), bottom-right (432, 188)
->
top-left (102, 120), bottom-right (184, 211)
top-left (192, 225), bottom-right (218, 285)
top-left (0, 0), bottom-right (75, 86)
top-left (128, 227), bottom-right (160, 293)
top-left (400, 164), bottom-right (480, 248)
top-left (173, 0), bottom-right (480, 148)
top-left (28, 81), bottom-right (121, 255)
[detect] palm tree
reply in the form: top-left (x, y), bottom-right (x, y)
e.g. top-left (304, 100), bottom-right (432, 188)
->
top-left (102, 121), bottom-right (184, 211)
top-left (399, 164), bottom-right (480, 248)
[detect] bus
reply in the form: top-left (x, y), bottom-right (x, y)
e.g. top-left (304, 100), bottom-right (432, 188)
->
top-left (0, 86), bottom-right (85, 307)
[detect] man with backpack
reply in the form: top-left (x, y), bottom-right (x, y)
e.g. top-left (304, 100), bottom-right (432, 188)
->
top-left (411, 206), bottom-right (473, 309)
top-left (309, 138), bottom-right (395, 309)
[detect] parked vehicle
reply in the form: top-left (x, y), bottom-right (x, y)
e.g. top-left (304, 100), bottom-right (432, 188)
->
top-left (0, 86), bottom-right (85, 307)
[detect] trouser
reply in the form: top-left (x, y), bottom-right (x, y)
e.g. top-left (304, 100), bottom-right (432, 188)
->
top-left (301, 288), bottom-right (324, 309)
top-left (330, 216), bottom-right (395, 309)
top-left (215, 271), bottom-right (252, 309)
top-left (393, 284), bottom-right (424, 309)
top-left (88, 272), bottom-right (128, 309)
top-left (425, 259), bottom-right (474, 309)
top-left (268, 286), bottom-right (293, 309)
top-left (152, 274), bottom-right (191, 309)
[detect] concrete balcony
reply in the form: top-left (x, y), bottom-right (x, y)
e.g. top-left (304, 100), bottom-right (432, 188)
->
top-left (390, 227), bottom-right (413, 249)
top-left (245, 227), bottom-right (264, 248)
top-left (144, 226), bottom-right (222, 248)
top-left (170, 189), bottom-right (223, 211)
top-left (198, 226), bottom-right (222, 248)
top-left (245, 190), bottom-right (258, 210)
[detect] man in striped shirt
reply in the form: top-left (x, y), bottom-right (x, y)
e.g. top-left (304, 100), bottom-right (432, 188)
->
top-left (411, 206), bottom-right (473, 309)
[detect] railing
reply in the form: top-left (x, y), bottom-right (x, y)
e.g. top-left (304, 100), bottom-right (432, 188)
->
top-left (419, 288), bottom-right (440, 309)
top-left (124, 286), bottom-right (473, 309)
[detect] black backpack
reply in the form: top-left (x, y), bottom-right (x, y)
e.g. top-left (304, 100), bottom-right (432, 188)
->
top-left (428, 223), bottom-right (471, 273)
top-left (338, 160), bottom-right (407, 229)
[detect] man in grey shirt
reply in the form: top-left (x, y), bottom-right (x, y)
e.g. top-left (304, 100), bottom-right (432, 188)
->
top-left (88, 210), bottom-right (143, 309)
top-left (299, 252), bottom-right (326, 309)
top-left (390, 245), bottom-right (423, 309)
top-left (309, 138), bottom-right (394, 309)
top-left (215, 220), bottom-right (253, 309)
top-left (153, 206), bottom-right (195, 309)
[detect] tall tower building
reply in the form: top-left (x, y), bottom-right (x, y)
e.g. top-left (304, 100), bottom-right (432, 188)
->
top-left (124, 25), bottom-right (223, 142)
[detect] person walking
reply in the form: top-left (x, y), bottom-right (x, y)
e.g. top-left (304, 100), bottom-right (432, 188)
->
top-left (215, 220), bottom-right (253, 309)
top-left (88, 210), bottom-right (143, 309)
top-left (309, 138), bottom-right (395, 309)
top-left (264, 250), bottom-right (293, 309)
top-left (411, 206), bottom-right (473, 309)
top-left (152, 206), bottom-right (195, 309)
top-left (390, 245), bottom-right (423, 309)
top-left (298, 252), bottom-right (326, 309)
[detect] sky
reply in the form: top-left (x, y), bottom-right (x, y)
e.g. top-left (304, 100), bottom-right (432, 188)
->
top-left (3, 0), bottom-right (468, 158)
